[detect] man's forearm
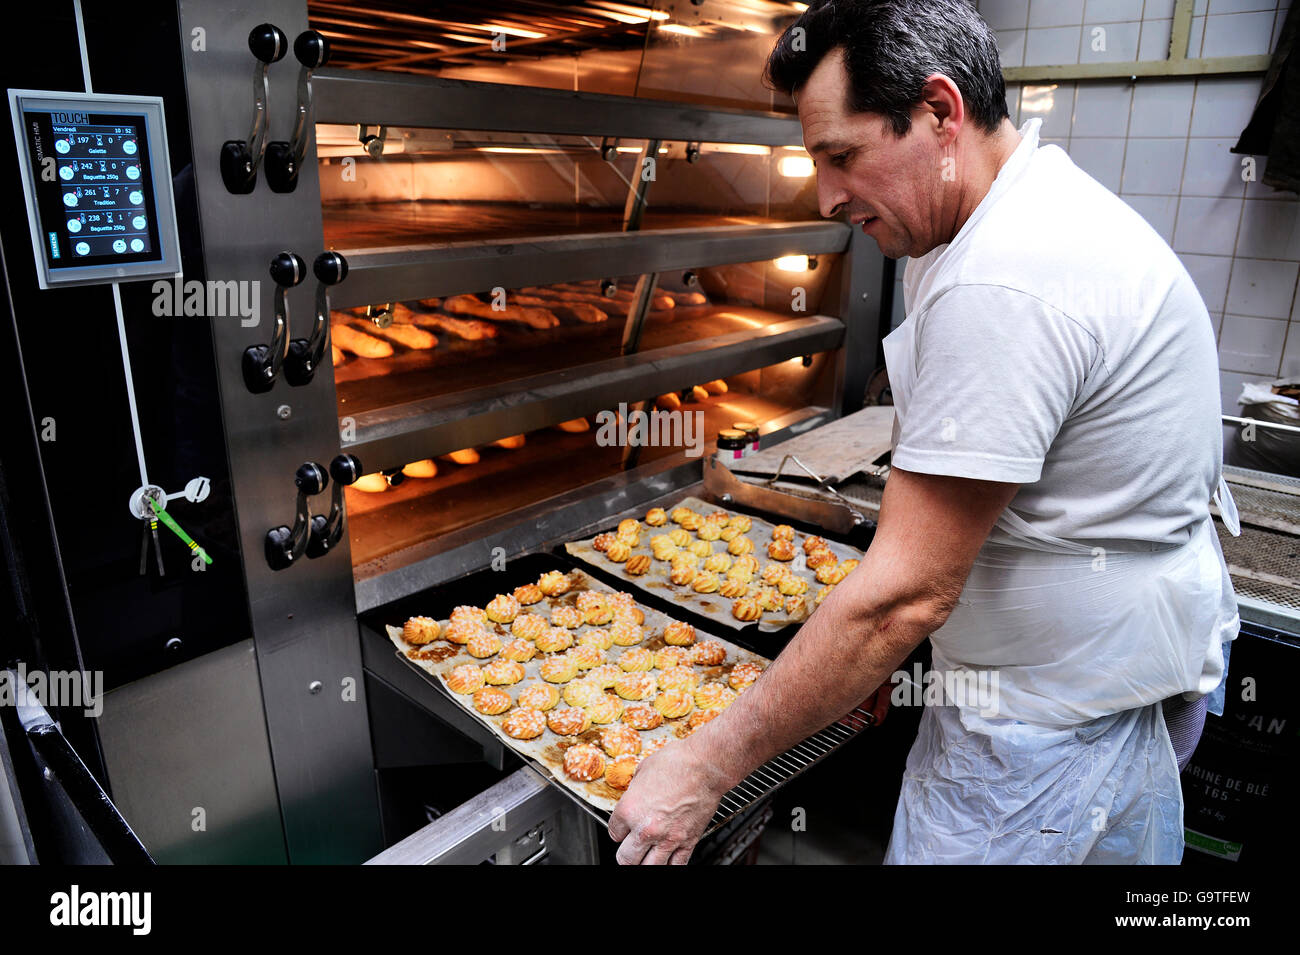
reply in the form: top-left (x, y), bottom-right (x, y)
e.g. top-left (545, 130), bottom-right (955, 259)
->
top-left (678, 574), bottom-right (938, 795)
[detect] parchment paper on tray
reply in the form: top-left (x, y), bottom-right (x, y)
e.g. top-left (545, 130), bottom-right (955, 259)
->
top-left (386, 569), bottom-right (770, 815)
top-left (565, 495), bottom-right (864, 633)
top-left (728, 405), bottom-right (895, 484)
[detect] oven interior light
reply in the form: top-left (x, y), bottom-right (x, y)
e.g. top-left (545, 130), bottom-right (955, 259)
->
top-left (777, 155), bottom-right (814, 177)
top-left (659, 23), bottom-right (703, 36)
top-left (775, 255), bottom-right (809, 272)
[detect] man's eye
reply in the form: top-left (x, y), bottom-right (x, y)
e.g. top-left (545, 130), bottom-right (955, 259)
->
top-left (830, 151), bottom-right (852, 167)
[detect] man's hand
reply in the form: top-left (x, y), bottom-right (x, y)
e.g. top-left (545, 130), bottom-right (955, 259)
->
top-left (607, 739), bottom-right (728, 865)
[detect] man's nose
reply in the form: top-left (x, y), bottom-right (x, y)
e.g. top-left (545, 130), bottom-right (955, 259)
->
top-left (817, 172), bottom-right (850, 219)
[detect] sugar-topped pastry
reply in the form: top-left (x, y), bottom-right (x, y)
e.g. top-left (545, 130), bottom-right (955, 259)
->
top-left (756, 588), bottom-right (784, 612)
top-left (605, 755), bottom-right (640, 791)
top-left (679, 511), bottom-right (702, 531)
top-left (511, 612), bottom-right (548, 641)
top-left (576, 592), bottom-right (611, 624)
top-left (653, 646), bottom-right (690, 670)
top-left (617, 518), bottom-right (641, 538)
top-left (467, 631), bottom-right (503, 658)
top-left (761, 562), bottom-right (787, 585)
top-left (691, 571), bottom-right (720, 594)
top-left (779, 574), bottom-right (808, 596)
top-left (689, 641), bottom-right (727, 666)
top-left (767, 539), bottom-right (796, 561)
top-left (614, 671), bottom-right (657, 701)
top-left (650, 536), bottom-right (679, 560)
top-left (535, 627), bottom-right (574, 654)
top-left (806, 548), bottom-right (837, 570)
top-left (550, 605), bottom-right (582, 629)
top-left (622, 703), bottom-right (664, 731)
top-left (645, 507), bottom-right (668, 526)
top-left (587, 664), bottom-right (621, 689)
top-left (501, 707), bottom-right (546, 740)
top-left (610, 621), bottom-right (645, 646)
top-left (670, 506), bottom-right (695, 524)
top-left (484, 660), bottom-right (526, 685)
top-left (625, 555), bottom-right (651, 576)
top-left (485, 593), bottom-right (520, 624)
top-left (729, 662), bottom-right (764, 691)
top-left (663, 621), bottom-right (696, 646)
top-left (704, 552), bottom-right (732, 574)
top-left (803, 535), bottom-right (828, 554)
top-left (718, 524), bottom-right (742, 542)
top-left (668, 563), bottom-right (697, 587)
top-left (501, 639), bottom-right (537, 663)
top-left (694, 683), bottom-right (738, 709)
top-left (687, 708), bottom-right (721, 731)
top-left (658, 667), bottom-right (701, 693)
top-left (816, 563), bottom-right (841, 585)
top-left (446, 665), bottom-right (485, 694)
top-left (771, 524), bottom-right (795, 541)
top-left (569, 644), bottom-right (605, 670)
top-left (563, 743), bottom-right (606, 782)
top-left (402, 616), bottom-right (441, 645)
top-left (688, 539), bottom-right (713, 558)
top-left (727, 536), bottom-right (755, 556)
top-left (537, 570), bottom-right (571, 596)
top-left (578, 628), bottom-right (614, 651)
top-left (815, 584), bottom-right (835, 605)
top-left (513, 583), bottom-right (544, 606)
top-left (719, 578), bottom-right (748, 598)
top-left (785, 595), bottom-right (810, 620)
top-left (585, 693), bottom-right (624, 724)
top-left (731, 596), bottom-right (762, 621)
top-left (733, 554), bottom-right (759, 573)
top-left (539, 654), bottom-right (579, 683)
top-left (667, 528), bottom-right (691, 547)
top-left (547, 706), bottom-right (592, 736)
top-left (618, 646), bottom-right (654, 671)
top-left (562, 678), bottom-right (603, 708)
top-left (696, 521), bottom-right (721, 542)
top-left (653, 689), bottom-right (694, 719)
top-left (642, 737), bottom-right (672, 758)
top-left (472, 687), bottom-right (512, 715)
top-left (450, 605), bottom-right (487, 626)
top-left (727, 514), bottom-right (752, 532)
top-left (601, 724), bottom-right (643, 757)
top-left (592, 532), bottom-right (616, 552)
top-left (606, 541), bottom-right (632, 563)
top-left (518, 683), bottom-right (560, 711)
top-left (611, 603), bottom-right (645, 626)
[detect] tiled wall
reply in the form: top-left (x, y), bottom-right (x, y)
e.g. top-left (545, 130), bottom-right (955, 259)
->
top-left (890, 0), bottom-right (1298, 429)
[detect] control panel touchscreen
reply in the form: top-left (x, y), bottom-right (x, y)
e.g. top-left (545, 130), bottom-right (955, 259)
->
top-left (9, 90), bottom-right (181, 289)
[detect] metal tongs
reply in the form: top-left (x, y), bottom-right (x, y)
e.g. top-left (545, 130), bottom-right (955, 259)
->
top-left (762, 454), bottom-right (875, 525)
top-left (703, 456), bottom-right (868, 535)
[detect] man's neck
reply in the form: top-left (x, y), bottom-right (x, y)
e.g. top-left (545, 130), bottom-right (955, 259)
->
top-left (948, 119), bottom-right (1023, 243)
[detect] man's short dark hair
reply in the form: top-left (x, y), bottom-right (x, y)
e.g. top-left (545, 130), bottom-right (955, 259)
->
top-left (765, 0), bottom-right (1010, 137)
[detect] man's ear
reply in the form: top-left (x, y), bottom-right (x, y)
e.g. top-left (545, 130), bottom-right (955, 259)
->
top-left (919, 73), bottom-right (964, 146)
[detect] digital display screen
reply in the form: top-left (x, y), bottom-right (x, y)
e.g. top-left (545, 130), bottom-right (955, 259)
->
top-left (21, 108), bottom-right (162, 270)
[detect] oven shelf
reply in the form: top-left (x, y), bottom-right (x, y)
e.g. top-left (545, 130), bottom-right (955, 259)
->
top-left (329, 221), bottom-right (851, 310)
top-left (339, 312), bottom-right (843, 471)
top-left (313, 68), bottom-right (803, 146)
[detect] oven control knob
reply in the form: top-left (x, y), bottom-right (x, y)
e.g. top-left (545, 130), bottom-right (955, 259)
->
top-left (266, 461), bottom-right (329, 570)
top-left (314, 250), bottom-right (348, 286)
top-left (286, 251), bottom-right (348, 387)
top-left (248, 22), bottom-right (289, 64)
top-left (220, 24), bottom-right (289, 194)
top-left (293, 30), bottom-right (330, 69)
top-left (270, 251), bottom-right (307, 288)
top-left (309, 454), bottom-right (362, 558)
top-left (330, 453), bottom-right (361, 486)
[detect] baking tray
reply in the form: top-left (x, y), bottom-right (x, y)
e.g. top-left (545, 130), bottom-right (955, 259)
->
top-left (565, 495), bottom-right (865, 633)
top-left (384, 567), bottom-right (770, 819)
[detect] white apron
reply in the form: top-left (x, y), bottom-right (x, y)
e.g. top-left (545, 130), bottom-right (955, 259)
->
top-left (878, 164), bottom-right (1240, 864)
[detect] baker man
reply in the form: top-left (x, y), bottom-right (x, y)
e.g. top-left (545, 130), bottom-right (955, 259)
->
top-left (609, 0), bottom-right (1239, 864)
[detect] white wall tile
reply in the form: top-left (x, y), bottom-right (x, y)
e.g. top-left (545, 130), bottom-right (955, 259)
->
top-left (1122, 138), bottom-right (1188, 194)
top-left (1029, 0), bottom-right (1085, 26)
top-left (1201, 11), bottom-right (1276, 57)
top-left (979, 0), bottom-right (1031, 31)
top-left (1190, 77), bottom-right (1265, 137)
top-left (1236, 199), bottom-right (1300, 258)
top-left (1182, 139), bottom-right (1249, 196)
top-left (1005, 83), bottom-right (1022, 123)
top-left (1020, 83), bottom-right (1075, 136)
top-left (1084, 0), bottom-right (1145, 20)
top-left (1207, 0), bottom-right (1279, 15)
top-left (1225, 257), bottom-right (1300, 318)
top-left (1130, 80), bottom-right (1196, 137)
top-left (1071, 82), bottom-right (1133, 136)
top-left (1219, 369), bottom-right (1257, 414)
top-left (1068, 138), bottom-right (1126, 190)
top-left (1125, 194), bottom-right (1180, 242)
top-left (1026, 26), bottom-right (1084, 64)
top-left (1139, 18), bottom-right (1174, 59)
top-left (1079, 20), bottom-right (1141, 60)
top-left (1195, 0), bottom-right (1210, 15)
top-left (996, 29), bottom-right (1027, 67)
top-left (1188, 15), bottom-right (1206, 56)
top-left (1174, 195), bottom-right (1245, 254)
top-left (1144, 0), bottom-right (1178, 17)
top-left (1219, 313), bottom-right (1288, 374)
top-left (1180, 253), bottom-right (1235, 312)
top-left (1281, 323), bottom-right (1300, 377)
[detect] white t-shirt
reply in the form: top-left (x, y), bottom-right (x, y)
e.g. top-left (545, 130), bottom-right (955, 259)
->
top-left (895, 121), bottom-right (1223, 547)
